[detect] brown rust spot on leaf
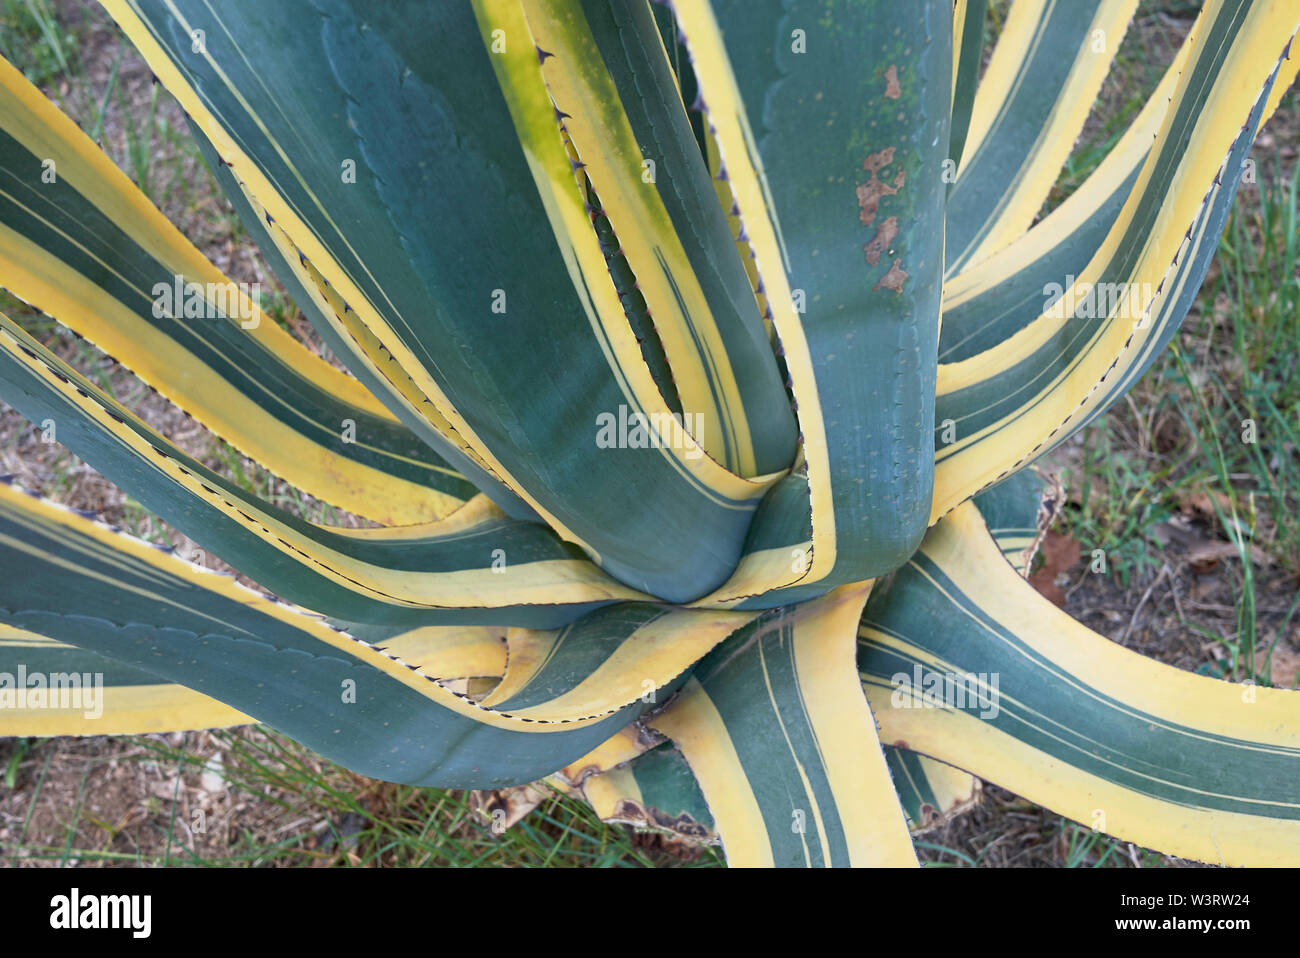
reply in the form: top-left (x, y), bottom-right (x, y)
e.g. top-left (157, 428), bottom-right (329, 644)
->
top-left (883, 64), bottom-right (901, 99)
top-left (858, 148), bottom-right (907, 281)
top-left (863, 146), bottom-right (896, 173)
top-left (856, 147), bottom-right (903, 227)
top-left (566, 764), bottom-right (601, 786)
top-left (633, 721), bottom-right (664, 749)
top-left (873, 258), bottom-right (908, 294)
top-left (864, 215), bottom-right (899, 266)
top-left (613, 799), bottom-right (713, 841)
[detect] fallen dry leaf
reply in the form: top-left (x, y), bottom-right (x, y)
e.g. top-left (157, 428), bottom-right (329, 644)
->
top-left (1256, 643), bottom-right (1300, 689)
top-left (470, 783), bottom-right (549, 834)
top-left (1029, 530), bottom-right (1081, 607)
top-left (1178, 489), bottom-right (1235, 522)
top-left (1150, 520), bottom-right (1270, 571)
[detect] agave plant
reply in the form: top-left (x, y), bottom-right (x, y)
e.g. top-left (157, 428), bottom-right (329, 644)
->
top-left (0, 0), bottom-right (1296, 868)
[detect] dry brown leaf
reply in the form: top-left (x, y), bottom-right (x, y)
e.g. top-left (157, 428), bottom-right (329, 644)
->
top-left (1178, 489), bottom-right (1235, 522)
top-left (1028, 530), bottom-right (1081, 607)
top-left (1150, 520), bottom-right (1270, 571)
top-left (470, 784), bottom-right (549, 834)
top-left (1256, 643), bottom-right (1300, 689)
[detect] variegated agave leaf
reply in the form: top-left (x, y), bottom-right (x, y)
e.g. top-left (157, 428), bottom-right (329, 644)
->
top-left (0, 0), bottom-right (1296, 867)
